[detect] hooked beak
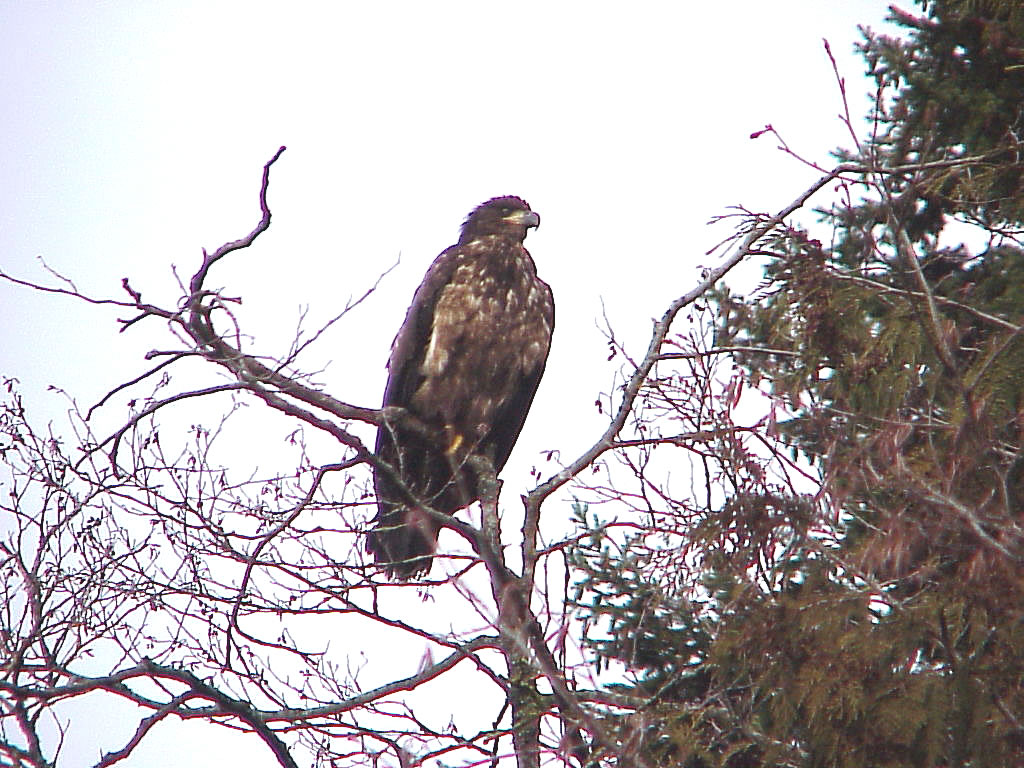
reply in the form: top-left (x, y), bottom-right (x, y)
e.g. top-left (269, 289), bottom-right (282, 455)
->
top-left (505, 209), bottom-right (540, 230)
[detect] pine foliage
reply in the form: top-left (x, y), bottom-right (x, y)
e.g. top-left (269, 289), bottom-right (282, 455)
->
top-left (573, 3), bottom-right (1024, 765)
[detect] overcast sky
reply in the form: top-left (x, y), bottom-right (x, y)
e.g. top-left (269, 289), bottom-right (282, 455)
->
top-left (1, 2), bottom-right (896, 766)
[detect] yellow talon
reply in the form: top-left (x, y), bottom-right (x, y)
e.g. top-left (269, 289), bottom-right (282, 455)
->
top-left (446, 433), bottom-right (464, 455)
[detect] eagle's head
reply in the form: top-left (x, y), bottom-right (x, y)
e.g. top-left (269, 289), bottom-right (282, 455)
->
top-left (458, 196), bottom-right (540, 245)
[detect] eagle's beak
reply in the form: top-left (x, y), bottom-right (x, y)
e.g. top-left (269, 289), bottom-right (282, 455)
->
top-left (507, 210), bottom-right (540, 230)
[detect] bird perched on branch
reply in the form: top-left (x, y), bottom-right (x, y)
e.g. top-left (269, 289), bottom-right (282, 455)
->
top-left (368, 196), bottom-right (554, 579)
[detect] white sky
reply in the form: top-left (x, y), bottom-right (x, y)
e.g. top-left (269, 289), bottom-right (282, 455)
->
top-left (0, 2), bottom-right (896, 766)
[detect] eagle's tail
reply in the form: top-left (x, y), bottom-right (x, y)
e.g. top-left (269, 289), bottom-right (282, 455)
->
top-left (366, 503), bottom-right (438, 579)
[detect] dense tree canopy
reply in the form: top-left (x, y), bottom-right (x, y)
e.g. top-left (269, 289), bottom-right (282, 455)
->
top-left (573, 2), bottom-right (1024, 766)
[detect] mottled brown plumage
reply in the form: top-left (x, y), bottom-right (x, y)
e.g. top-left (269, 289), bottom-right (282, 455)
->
top-left (368, 196), bottom-right (554, 578)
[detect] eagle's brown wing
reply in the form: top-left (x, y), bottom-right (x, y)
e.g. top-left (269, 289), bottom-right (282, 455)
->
top-left (367, 246), bottom-right (464, 578)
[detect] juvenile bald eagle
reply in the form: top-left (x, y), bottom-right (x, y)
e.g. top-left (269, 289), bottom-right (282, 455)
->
top-left (368, 196), bottom-right (554, 579)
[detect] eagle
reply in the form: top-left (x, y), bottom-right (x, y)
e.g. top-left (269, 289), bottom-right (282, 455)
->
top-left (368, 196), bottom-right (554, 579)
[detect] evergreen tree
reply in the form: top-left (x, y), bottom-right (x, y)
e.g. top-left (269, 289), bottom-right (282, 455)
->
top-left (574, 3), bottom-right (1024, 765)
